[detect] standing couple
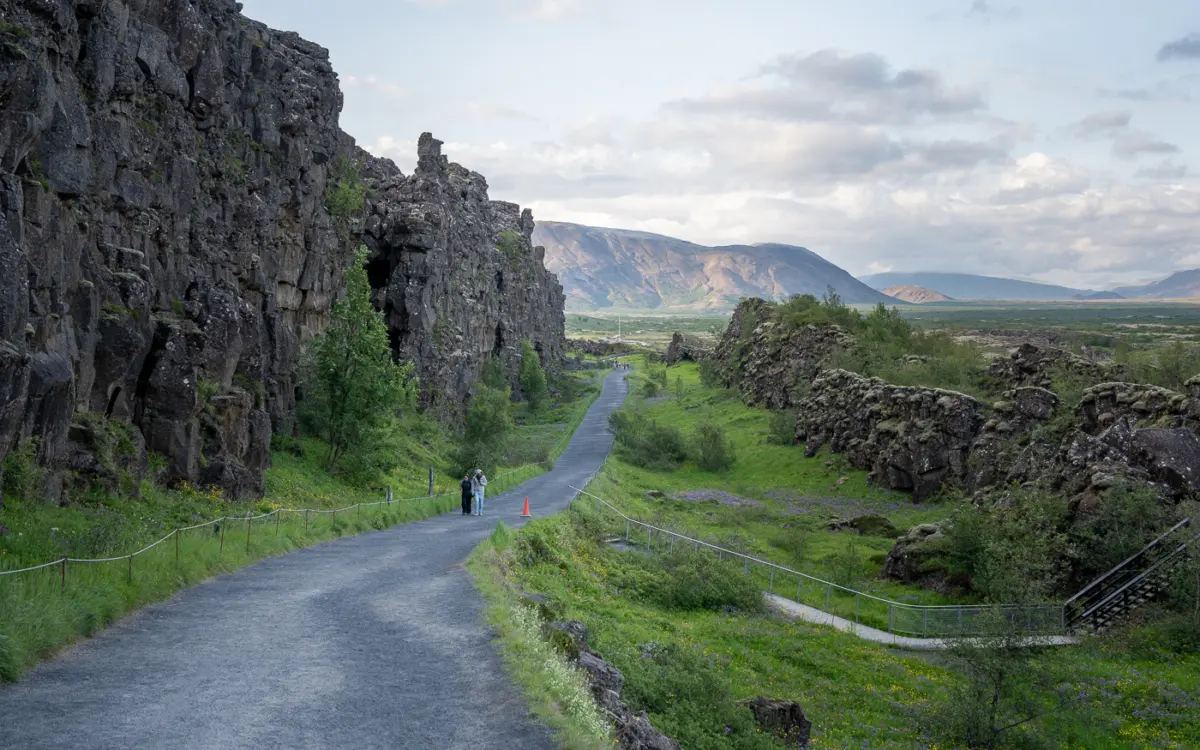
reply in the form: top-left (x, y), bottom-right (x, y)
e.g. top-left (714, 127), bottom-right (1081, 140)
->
top-left (460, 469), bottom-right (488, 516)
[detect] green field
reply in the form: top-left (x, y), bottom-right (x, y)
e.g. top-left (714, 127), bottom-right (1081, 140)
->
top-left (471, 358), bottom-right (1200, 750)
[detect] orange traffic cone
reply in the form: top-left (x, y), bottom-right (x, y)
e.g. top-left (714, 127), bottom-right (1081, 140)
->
top-left (521, 497), bottom-right (532, 517)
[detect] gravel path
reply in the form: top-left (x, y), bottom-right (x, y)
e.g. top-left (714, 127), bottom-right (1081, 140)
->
top-left (0, 371), bottom-right (628, 750)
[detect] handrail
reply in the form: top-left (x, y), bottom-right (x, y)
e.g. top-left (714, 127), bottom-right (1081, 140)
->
top-left (1064, 517), bottom-right (1192, 608)
top-left (0, 464), bottom-right (540, 577)
top-left (1072, 531), bottom-right (1200, 625)
top-left (569, 485), bottom-right (1066, 636)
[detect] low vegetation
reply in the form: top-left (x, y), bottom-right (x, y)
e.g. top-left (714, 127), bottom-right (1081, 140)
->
top-left (477, 356), bottom-right (1200, 749)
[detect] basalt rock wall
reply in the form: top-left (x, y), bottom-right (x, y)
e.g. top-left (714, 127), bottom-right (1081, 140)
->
top-left (361, 138), bottom-right (564, 418)
top-left (0, 1), bottom-right (565, 500)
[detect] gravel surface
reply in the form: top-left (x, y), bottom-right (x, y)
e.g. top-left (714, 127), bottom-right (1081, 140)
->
top-left (0, 372), bottom-right (628, 750)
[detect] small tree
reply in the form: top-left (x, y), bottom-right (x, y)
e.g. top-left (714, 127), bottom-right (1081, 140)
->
top-left (309, 246), bottom-right (416, 470)
top-left (693, 422), bottom-right (736, 471)
top-left (456, 384), bottom-right (513, 475)
top-left (482, 355), bottom-right (508, 390)
top-left (519, 340), bottom-right (549, 413)
top-left (674, 376), bottom-right (684, 402)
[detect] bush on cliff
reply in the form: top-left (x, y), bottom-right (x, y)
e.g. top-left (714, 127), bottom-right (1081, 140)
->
top-left (301, 247), bottom-right (418, 473)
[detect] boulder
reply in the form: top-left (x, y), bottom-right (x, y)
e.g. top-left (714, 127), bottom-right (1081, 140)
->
top-left (827, 514), bottom-right (899, 538)
top-left (987, 342), bottom-right (1128, 390)
top-left (882, 523), bottom-right (954, 592)
top-left (744, 697), bottom-right (812, 748)
top-left (664, 332), bottom-right (712, 365)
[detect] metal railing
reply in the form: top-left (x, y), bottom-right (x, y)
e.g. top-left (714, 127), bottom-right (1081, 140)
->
top-left (1064, 518), bottom-right (1195, 631)
top-left (0, 465), bottom-right (542, 587)
top-left (569, 486), bottom-right (1067, 638)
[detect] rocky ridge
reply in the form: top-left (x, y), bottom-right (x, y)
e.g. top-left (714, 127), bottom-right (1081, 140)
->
top-left (0, 0), bottom-right (564, 500)
top-left (708, 297), bottom-right (1200, 591)
top-left (795, 369), bottom-right (988, 501)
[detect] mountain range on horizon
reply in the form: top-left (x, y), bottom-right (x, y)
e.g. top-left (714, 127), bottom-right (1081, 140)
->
top-left (533, 221), bottom-right (1200, 311)
top-left (533, 221), bottom-right (891, 311)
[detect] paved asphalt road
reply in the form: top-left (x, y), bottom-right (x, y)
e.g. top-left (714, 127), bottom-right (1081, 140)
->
top-left (0, 371), bottom-right (628, 750)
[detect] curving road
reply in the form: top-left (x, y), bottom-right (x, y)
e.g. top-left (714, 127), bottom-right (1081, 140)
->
top-left (0, 371), bottom-right (627, 750)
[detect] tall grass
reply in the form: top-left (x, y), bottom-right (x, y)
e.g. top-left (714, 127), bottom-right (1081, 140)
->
top-left (0, 493), bottom-right (454, 681)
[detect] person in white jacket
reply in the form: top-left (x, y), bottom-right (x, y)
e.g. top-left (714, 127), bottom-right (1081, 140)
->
top-left (471, 469), bottom-right (488, 516)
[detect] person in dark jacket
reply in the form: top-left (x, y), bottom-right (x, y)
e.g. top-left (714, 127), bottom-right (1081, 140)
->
top-left (460, 474), bottom-right (473, 515)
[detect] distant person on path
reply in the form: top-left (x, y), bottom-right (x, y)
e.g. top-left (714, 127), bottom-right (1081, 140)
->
top-left (472, 469), bottom-right (488, 516)
top-left (460, 474), bottom-right (473, 515)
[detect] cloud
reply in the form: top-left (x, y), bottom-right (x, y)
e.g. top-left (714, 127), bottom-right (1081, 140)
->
top-left (464, 103), bottom-right (543, 122)
top-left (1136, 159), bottom-right (1189, 179)
top-left (966, 1), bottom-right (1021, 21)
top-left (1112, 132), bottom-right (1181, 160)
top-left (518, 0), bottom-right (587, 21)
top-left (1072, 109), bottom-right (1131, 136)
top-left (1069, 110), bottom-right (1180, 161)
top-left (667, 49), bottom-right (986, 126)
top-left (342, 75), bottom-right (404, 99)
top-left (365, 46), bottom-right (1200, 288)
top-left (1157, 33), bottom-right (1200, 62)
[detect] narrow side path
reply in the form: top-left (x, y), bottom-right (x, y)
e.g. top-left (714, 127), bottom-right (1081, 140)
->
top-left (0, 371), bottom-right (628, 750)
top-left (767, 595), bottom-right (1079, 650)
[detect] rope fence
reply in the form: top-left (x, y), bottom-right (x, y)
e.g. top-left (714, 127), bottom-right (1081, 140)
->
top-left (568, 485), bottom-right (1068, 638)
top-left (0, 464), bottom-right (543, 587)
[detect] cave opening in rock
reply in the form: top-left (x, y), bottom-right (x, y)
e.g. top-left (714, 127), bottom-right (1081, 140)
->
top-left (364, 251), bottom-right (391, 291)
top-left (493, 325), bottom-right (505, 357)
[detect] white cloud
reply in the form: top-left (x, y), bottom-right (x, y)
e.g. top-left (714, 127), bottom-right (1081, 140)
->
top-left (519, 0), bottom-right (588, 20)
top-left (366, 46), bottom-right (1200, 287)
top-left (342, 74), bottom-right (405, 100)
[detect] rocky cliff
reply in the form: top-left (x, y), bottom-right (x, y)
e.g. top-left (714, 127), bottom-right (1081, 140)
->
top-left (360, 137), bottom-right (564, 417)
top-left (0, 0), bottom-right (564, 501)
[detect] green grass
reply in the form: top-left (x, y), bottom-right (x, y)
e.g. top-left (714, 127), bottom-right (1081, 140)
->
top-left (595, 361), bottom-right (957, 618)
top-left (468, 523), bottom-right (613, 750)
top-left (469, 356), bottom-right (1200, 748)
top-left (485, 507), bottom-right (1200, 749)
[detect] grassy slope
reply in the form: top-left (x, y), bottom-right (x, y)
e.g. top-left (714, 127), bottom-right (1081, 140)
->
top-left (0, 370), bottom-right (603, 682)
top-left (475, 359), bottom-right (1200, 750)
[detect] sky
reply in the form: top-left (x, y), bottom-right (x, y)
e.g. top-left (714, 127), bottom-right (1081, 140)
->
top-left (240, 0), bottom-right (1200, 290)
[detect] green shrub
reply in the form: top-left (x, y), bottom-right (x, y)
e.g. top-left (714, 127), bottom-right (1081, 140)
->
top-left (617, 641), bottom-right (778, 748)
top-left (825, 537), bottom-right (866, 587)
top-left (697, 358), bottom-right (722, 388)
top-left (641, 379), bottom-right (662, 398)
top-left (455, 384), bottom-right (513, 475)
top-left (324, 156), bottom-right (366, 221)
top-left (608, 410), bottom-right (686, 470)
top-left (496, 230), bottom-right (525, 265)
top-left (692, 422), bottom-right (736, 472)
top-left (482, 355), bottom-right (508, 390)
top-left (936, 486), bottom-right (1071, 602)
top-left (519, 340), bottom-right (549, 413)
top-left (1068, 484), bottom-right (1172, 579)
top-left (617, 551), bottom-right (765, 613)
top-left (1, 439), bottom-right (42, 503)
top-left (767, 409), bottom-right (796, 445)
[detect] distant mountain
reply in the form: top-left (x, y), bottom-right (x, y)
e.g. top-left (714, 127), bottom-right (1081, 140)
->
top-left (1113, 270), bottom-right (1200, 299)
top-left (882, 285), bottom-right (952, 303)
top-left (533, 222), bottom-right (892, 311)
top-left (1073, 291), bottom-right (1125, 300)
top-left (860, 272), bottom-right (1090, 301)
